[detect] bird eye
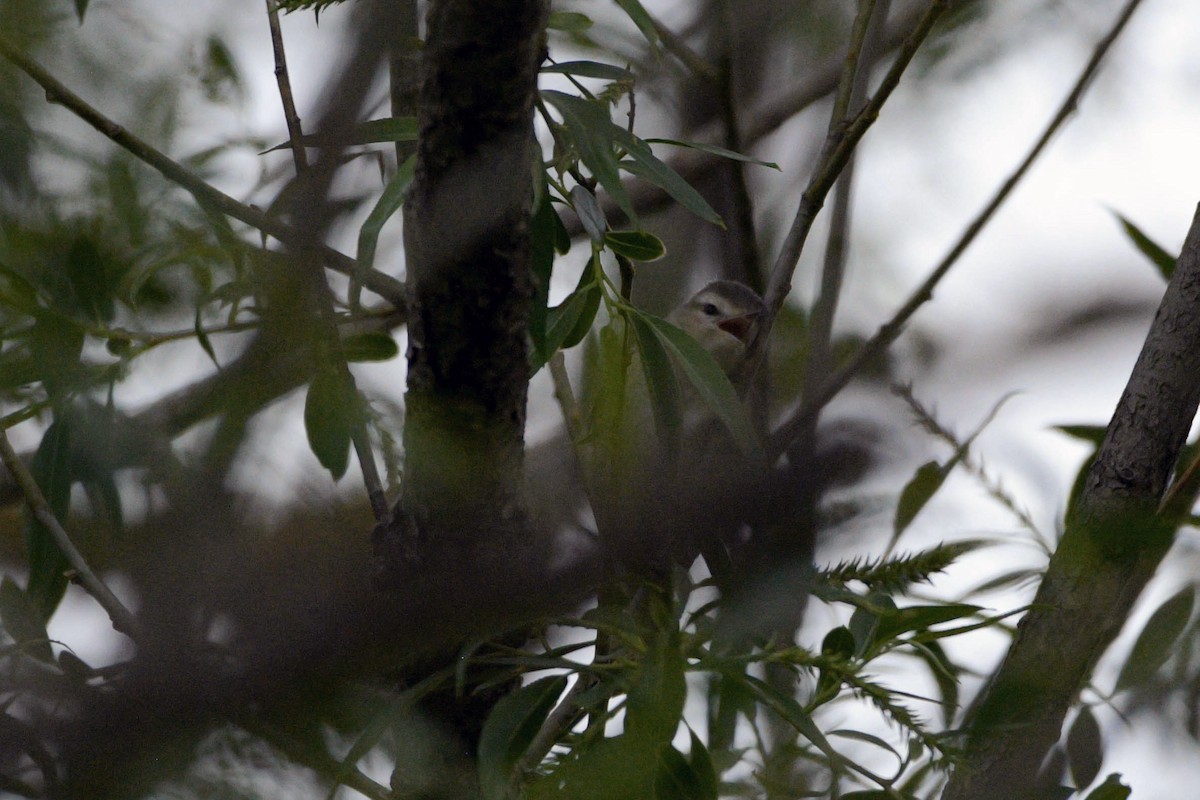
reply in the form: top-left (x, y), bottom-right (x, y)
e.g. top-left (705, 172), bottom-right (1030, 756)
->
top-left (701, 303), bottom-right (719, 316)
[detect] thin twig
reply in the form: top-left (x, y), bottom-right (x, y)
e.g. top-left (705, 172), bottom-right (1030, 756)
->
top-left (745, 0), bottom-right (949, 390)
top-left (648, 11), bottom-right (718, 83)
top-left (517, 674), bottom-right (595, 777)
top-left (266, 0), bottom-right (309, 173)
top-left (262, 3), bottom-right (390, 525)
top-left (768, 0), bottom-right (1145, 461)
top-left (800, 0), bottom-right (888, 404)
top-left (234, 712), bottom-right (393, 800)
top-left (0, 429), bottom-right (140, 638)
top-left (0, 34), bottom-right (406, 310)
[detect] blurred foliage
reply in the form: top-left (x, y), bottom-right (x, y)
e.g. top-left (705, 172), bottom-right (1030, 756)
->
top-left (0, 1), bottom-right (1191, 799)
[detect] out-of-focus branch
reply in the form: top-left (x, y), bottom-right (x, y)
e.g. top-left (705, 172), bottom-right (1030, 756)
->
top-left (0, 33), bottom-right (407, 310)
top-left (767, 0), bottom-right (1144, 462)
top-left (0, 429), bottom-right (139, 638)
top-left (561, 1), bottom-right (943, 238)
top-left (266, 0), bottom-right (309, 173)
top-left (747, 0), bottom-right (950, 387)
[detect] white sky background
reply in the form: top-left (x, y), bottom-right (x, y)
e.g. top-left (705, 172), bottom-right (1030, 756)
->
top-left (22, 0), bottom-right (1200, 795)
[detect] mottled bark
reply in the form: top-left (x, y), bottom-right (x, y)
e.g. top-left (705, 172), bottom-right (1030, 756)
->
top-left (375, 0), bottom-right (548, 579)
top-left (944, 204), bottom-right (1200, 799)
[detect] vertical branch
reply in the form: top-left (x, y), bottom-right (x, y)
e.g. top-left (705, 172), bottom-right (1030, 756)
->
top-left (263, 0), bottom-right (390, 524)
top-left (266, 0), bottom-right (308, 172)
top-left (388, 0), bottom-right (549, 567)
top-left (0, 430), bottom-right (140, 639)
top-left (738, 0), bottom-right (948, 394)
top-left (768, 0), bottom-right (1146, 462)
top-left (388, 0), bottom-right (420, 163)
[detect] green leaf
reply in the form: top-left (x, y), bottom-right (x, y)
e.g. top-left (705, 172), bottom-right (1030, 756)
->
top-left (353, 154), bottom-right (415, 308)
top-left (304, 368), bottom-right (358, 480)
top-left (544, 265), bottom-right (601, 358)
top-left (628, 309), bottom-right (762, 459)
top-left (65, 234), bottom-right (115, 324)
top-left (741, 674), bottom-right (842, 767)
top-left (341, 332), bottom-right (399, 362)
top-left (194, 306), bottom-right (219, 368)
top-left (914, 640), bottom-right (960, 725)
top-left (626, 628), bottom-right (687, 747)
top-left (644, 138), bottom-right (780, 170)
top-left (25, 420), bottom-right (73, 620)
top-left (618, 152), bottom-right (722, 227)
top-left (655, 744), bottom-right (708, 800)
top-left (894, 460), bottom-right (947, 538)
top-left (1067, 706), bottom-right (1103, 791)
top-left (629, 313), bottom-right (683, 449)
top-left (606, 230), bottom-right (665, 262)
top-left (478, 676), bottom-right (567, 800)
top-left (873, 603), bottom-right (982, 644)
top-left (1084, 773), bottom-right (1131, 800)
top-left (1112, 210), bottom-right (1177, 280)
top-left (571, 185), bottom-right (608, 243)
top-left (542, 61), bottom-right (633, 82)
top-left (542, 91), bottom-right (634, 220)
top-left (1115, 585), bottom-right (1194, 691)
top-left (1053, 424), bottom-right (1108, 447)
top-left (547, 11), bottom-right (592, 32)
top-left (0, 577), bottom-right (54, 662)
top-left (74, 0), bottom-right (89, 23)
top-left (614, 0), bottom-right (660, 47)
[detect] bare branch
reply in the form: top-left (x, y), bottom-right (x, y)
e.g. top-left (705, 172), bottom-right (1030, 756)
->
top-left (0, 33), bottom-right (406, 309)
top-left (769, 0), bottom-right (1145, 462)
top-left (0, 429), bottom-right (140, 639)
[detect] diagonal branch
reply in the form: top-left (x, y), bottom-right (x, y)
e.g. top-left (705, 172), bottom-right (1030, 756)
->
top-left (0, 429), bottom-right (140, 638)
top-left (0, 33), bottom-right (406, 310)
top-left (768, 0), bottom-right (1146, 462)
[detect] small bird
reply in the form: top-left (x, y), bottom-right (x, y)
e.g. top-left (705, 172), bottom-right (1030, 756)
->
top-left (668, 280), bottom-right (766, 375)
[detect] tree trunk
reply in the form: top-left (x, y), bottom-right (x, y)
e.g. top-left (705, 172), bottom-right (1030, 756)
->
top-left (944, 203), bottom-right (1200, 799)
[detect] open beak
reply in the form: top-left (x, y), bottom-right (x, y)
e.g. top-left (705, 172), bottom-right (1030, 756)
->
top-left (718, 312), bottom-right (759, 342)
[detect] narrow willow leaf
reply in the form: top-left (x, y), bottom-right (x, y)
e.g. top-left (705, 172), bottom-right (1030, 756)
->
top-left (1052, 424), bottom-right (1108, 447)
top-left (894, 460), bottom-right (947, 538)
top-left (542, 61), bottom-right (633, 81)
top-left (304, 369), bottom-right (358, 480)
top-left (644, 138), bottom-right (780, 170)
top-left (626, 630), bottom-right (687, 746)
top-left (685, 729), bottom-right (718, 800)
top-left (741, 675), bottom-right (842, 766)
top-left (630, 313), bottom-right (682, 448)
top-left (606, 230), bottom-right (665, 261)
top-left (1112, 210), bottom-right (1177, 280)
top-left (542, 91), bottom-right (634, 220)
top-left (873, 603), bottom-right (982, 644)
top-left (194, 306), bottom-right (219, 368)
top-left (655, 744), bottom-right (707, 800)
top-left (630, 310), bottom-right (761, 458)
top-left (571, 185), bottom-right (608, 243)
top-left (1067, 706), bottom-right (1103, 791)
top-left (341, 332), bottom-right (399, 362)
top-left (614, 0), bottom-right (660, 47)
top-left (1114, 585), bottom-right (1195, 691)
top-left (353, 154), bottom-right (415, 308)
top-left (25, 420), bottom-right (73, 620)
top-left (547, 11), bottom-right (592, 32)
top-left (74, 0), bottom-right (89, 23)
top-left (618, 155), bottom-right (722, 227)
top-left (542, 265), bottom-right (601, 366)
top-left (0, 577), bottom-right (54, 662)
top-left (478, 675), bottom-right (568, 800)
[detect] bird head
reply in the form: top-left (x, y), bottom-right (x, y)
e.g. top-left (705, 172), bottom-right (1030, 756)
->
top-left (668, 280), bottom-right (765, 374)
